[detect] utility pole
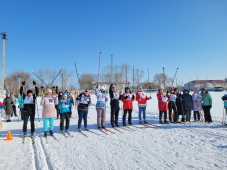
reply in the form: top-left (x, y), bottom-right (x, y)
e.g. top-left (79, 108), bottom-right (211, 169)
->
top-left (1, 32), bottom-right (7, 95)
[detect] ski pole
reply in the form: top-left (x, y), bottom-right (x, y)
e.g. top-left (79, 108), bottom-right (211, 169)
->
top-left (172, 68), bottom-right (178, 86)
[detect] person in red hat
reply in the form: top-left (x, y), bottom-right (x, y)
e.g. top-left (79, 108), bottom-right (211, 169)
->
top-left (157, 88), bottom-right (169, 124)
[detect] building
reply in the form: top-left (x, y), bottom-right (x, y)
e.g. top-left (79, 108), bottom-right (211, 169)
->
top-left (91, 82), bottom-right (130, 93)
top-left (183, 80), bottom-right (227, 91)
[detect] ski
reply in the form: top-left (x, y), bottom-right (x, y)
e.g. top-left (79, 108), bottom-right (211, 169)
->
top-left (61, 131), bottom-right (68, 138)
top-left (23, 136), bottom-right (26, 144)
top-left (85, 129), bottom-right (101, 136)
top-left (76, 128), bottom-right (88, 137)
top-left (66, 131), bottom-right (73, 138)
top-left (119, 125), bottom-right (133, 132)
top-left (144, 123), bottom-right (165, 128)
top-left (125, 126), bottom-right (137, 131)
top-left (112, 127), bottom-right (124, 133)
top-left (138, 123), bottom-right (158, 129)
top-left (50, 134), bottom-right (58, 141)
top-left (44, 136), bottom-right (48, 143)
top-left (103, 128), bottom-right (116, 134)
top-left (95, 126), bottom-right (108, 135)
top-left (31, 136), bottom-right (34, 144)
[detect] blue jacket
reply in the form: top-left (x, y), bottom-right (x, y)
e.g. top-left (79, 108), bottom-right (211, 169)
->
top-left (18, 96), bottom-right (24, 108)
top-left (95, 89), bottom-right (108, 109)
top-left (58, 99), bottom-right (72, 113)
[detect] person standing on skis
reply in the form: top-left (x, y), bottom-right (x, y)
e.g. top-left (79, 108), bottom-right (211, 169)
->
top-left (109, 84), bottom-right (122, 127)
top-left (167, 87), bottom-right (179, 123)
top-left (122, 87), bottom-right (134, 126)
top-left (182, 89), bottom-right (193, 123)
top-left (95, 86), bottom-right (108, 129)
top-left (136, 85), bottom-right (151, 124)
top-left (40, 89), bottom-right (58, 137)
top-left (20, 81), bottom-right (39, 137)
top-left (192, 87), bottom-right (202, 122)
top-left (157, 88), bottom-right (169, 124)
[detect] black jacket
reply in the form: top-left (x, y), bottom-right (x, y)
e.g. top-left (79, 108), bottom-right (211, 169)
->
top-left (109, 84), bottom-right (122, 107)
top-left (76, 93), bottom-right (91, 110)
top-left (182, 90), bottom-right (193, 111)
top-left (20, 86), bottom-right (39, 113)
top-left (176, 92), bottom-right (183, 107)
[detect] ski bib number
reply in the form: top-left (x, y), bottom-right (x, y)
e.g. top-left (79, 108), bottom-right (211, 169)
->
top-left (113, 92), bottom-right (119, 100)
top-left (80, 95), bottom-right (90, 104)
top-left (24, 96), bottom-right (33, 104)
top-left (97, 93), bottom-right (106, 102)
top-left (44, 97), bottom-right (55, 105)
top-left (61, 100), bottom-right (69, 108)
top-left (138, 92), bottom-right (147, 99)
top-left (125, 94), bottom-right (132, 101)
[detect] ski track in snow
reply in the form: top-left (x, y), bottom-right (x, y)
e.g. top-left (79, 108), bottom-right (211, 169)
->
top-left (0, 92), bottom-right (227, 170)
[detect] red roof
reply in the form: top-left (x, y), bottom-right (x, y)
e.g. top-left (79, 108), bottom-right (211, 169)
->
top-left (193, 80), bottom-right (227, 84)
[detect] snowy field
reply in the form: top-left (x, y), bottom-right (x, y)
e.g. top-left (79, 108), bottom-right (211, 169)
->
top-left (0, 92), bottom-right (227, 170)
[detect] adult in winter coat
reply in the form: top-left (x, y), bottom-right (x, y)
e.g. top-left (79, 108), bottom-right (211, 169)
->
top-left (166, 87), bottom-right (179, 123)
top-left (201, 88), bottom-right (212, 123)
top-left (40, 89), bottom-right (58, 137)
top-left (157, 89), bottom-right (169, 124)
top-left (20, 81), bottom-right (39, 137)
top-left (58, 93), bottom-right (72, 132)
top-left (192, 87), bottom-right (202, 121)
top-left (95, 86), bottom-right (108, 128)
top-left (182, 89), bottom-right (193, 122)
top-left (175, 88), bottom-right (184, 122)
top-left (3, 94), bottom-right (14, 122)
top-left (109, 84), bottom-right (122, 127)
top-left (0, 95), bottom-right (6, 119)
top-left (68, 93), bottom-right (74, 118)
top-left (122, 87), bottom-right (135, 126)
top-left (136, 85), bottom-right (151, 124)
top-left (10, 93), bottom-right (17, 117)
top-left (18, 96), bottom-right (24, 120)
top-left (76, 90), bottom-right (91, 131)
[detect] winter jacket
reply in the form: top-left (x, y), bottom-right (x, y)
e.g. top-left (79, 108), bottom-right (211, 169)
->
top-left (192, 92), bottom-right (202, 111)
top-left (122, 93), bottom-right (134, 110)
top-left (175, 92), bottom-right (183, 114)
top-left (201, 91), bottom-right (212, 106)
top-left (20, 86), bottom-right (39, 113)
top-left (18, 96), bottom-right (24, 108)
top-left (3, 97), bottom-right (14, 115)
top-left (136, 91), bottom-right (150, 107)
top-left (156, 89), bottom-right (168, 111)
top-left (58, 99), bottom-right (72, 113)
top-left (109, 84), bottom-right (122, 108)
top-left (76, 93), bottom-right (91, 111)
top-left (95, 88), bottom-right (108, 109)
top-left (40, 96), bottom-right (58, 118)
top-left (182, 90), bottom-right (193, 111)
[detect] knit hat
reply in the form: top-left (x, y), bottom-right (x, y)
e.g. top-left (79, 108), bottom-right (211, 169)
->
top-left (169, 87), bottom-right (174, 92)
top-left (138, 85), bottom-right (142, 90)
top-left (194, 87), bottom-right (199, 91)
top-left (174, 88), bottom-right (178, 91)
top-left (112, 86), bottom-right (116, 89)
top-left (63, 93), bottom-right (67, 96)
top-left (27, 90), bottom-right (33, 94)
top-left (47, 89), bottom-right (52, 93)
top-left (100, 86), bottom-right (105, 90)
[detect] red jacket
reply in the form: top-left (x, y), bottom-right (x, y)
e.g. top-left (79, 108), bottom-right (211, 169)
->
top-left (157, 89), bottom-right (168, 111)
top-left (136, 91), bottom-right (150, 106)
top-left (122, 93), bottom-right (134, 109)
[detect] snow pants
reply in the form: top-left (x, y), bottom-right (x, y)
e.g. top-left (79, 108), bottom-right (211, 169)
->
top-left (96, 108), bottom-right (106, 127)
top-left (138, 107), bottom-right (146, 120)
top-left (194, 111), bottom-right (200, 121)
top-left (168, 101), bottom-right (178, 122)
top-left (60, 112), bottom-right (70, 131)
top-left (23, 112), bottom-right (35, 133)
top-left (202, 106), bottom-right (212, 122)
top-left (110, 106), bottom-right (119, 126)
top-left (159, 111), bottom-right (167, 121)
top-left (78, 110), bottom-right (88, 129)
top-left (123, 109), bottom-right (132, 124)
top-left (43, 117), bottom-right (54, 132)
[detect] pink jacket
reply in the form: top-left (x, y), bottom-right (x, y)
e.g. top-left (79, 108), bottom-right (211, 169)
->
top-left (40, 97), bottom-right (58, 118)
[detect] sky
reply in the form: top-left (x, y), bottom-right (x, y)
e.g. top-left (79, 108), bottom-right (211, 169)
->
top-left (0, 0), bottom-right (227, 86)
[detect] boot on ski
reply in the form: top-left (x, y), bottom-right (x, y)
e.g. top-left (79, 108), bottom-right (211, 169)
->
top-left (139, 120), bottom-right (143, 124)
top-left (159, 120), bottom-right (163, 124)
top-left (78, 128), bottom-right (81, 132)
top-left (50, 130), bottom-right (53, 136)
top-left (102, 125), bottom-right (105, 129)
top-left (44, 131), bottom-right (47, 137)
top-left (85, 127), bottom-right (89, 131)
top-left (144, 120), bottom-right (148, 124)
top-left (128, 122), bottom-right (133, 126)
top-left (164, 120), bottom-right (169, 124)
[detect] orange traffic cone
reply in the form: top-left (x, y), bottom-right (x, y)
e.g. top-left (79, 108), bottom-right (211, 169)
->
top-left (4, 130), bottom-right (14, 141)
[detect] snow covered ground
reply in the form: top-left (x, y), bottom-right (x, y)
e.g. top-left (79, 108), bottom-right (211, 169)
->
top-left (0, 92), bottom-right (226, 170)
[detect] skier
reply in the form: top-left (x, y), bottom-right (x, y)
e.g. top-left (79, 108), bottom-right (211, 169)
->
top-left (40, 89), bottom-right (58, 137)
top-left (68, 92), bottom-right (74, 118)
top-left (157, 88), bottom-right (169, 124)
top-left (56, 92), bottom-right (63, 119)
top-left (175, 88), bottom-right (184, 122)
top-left (109, 84), bottom-right (122, 127)
top-left (0, 95), bottom-right (6, 119)
top-left (58, 93), bottom-right (72, 133)
top-left (166, 87), bottom-right (179, 123)
top-left (76, 90), bottom-right (91, 131)
top-left (182, 89), bottom-right (193, 122)
top-left (18, 95), bottom-right (24, 120)
top-left (3, 93), bottom-right (14, 122)
top-left (201, 88), bottom-right (212, 123)
top-left (10, 93), bottom-right (17, 117)
top-left (95, 86), bottom-right (108, 129)
top-left (136, 85), bottom-right (151, 124)
top-left (221, 94), bottom-right (227, 125)
top-left (20, 81), bottom-right (39, 137)
top-left (122, 87), bottom-right (134, 126)
top-left (192, 87), bottom-right (202, 122)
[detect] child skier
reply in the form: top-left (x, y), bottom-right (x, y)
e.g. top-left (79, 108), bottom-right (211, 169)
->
top-left (122, 87), bottom-right (134, 126)
top-left (136, 85), bottom-right (151, 124)
top-left (20, 81), bottom-right (39, 137)
top-left (167, 87), bottom-right (179, 123)
top-left (76, 90), bottom-right (91, 131)
top-left (40, 89), bottom-right (58, 137)
top-left (192, 87), bottom-right (202, 122)
top-left (58, 93), bottom-right (72, 133)
top-left (157, 88), bottom-right (169, 124)
top-left (95, 86), bottom-right (108, 129)
top-left (109, 84), bottom-right (122, 127)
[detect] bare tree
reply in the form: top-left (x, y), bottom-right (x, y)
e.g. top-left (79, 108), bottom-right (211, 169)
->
top-left (79, 73), bottom-right (98, 90)
top-left (153, 73), bottom-right (173, 89)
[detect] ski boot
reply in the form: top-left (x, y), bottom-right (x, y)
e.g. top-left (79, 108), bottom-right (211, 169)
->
top-left (85, 127), bottom-right (89, 131)
top-left (44, 131), bottom-right (47, 137)
top-left (159, 121), bottom-right (163, 124)
top-left (115, 124), bottom-right (120, 127)
top-left (31, 132), bottom-right (34, 138)
top-left (50, 130), bottom-right (53, 136)
top-left (23, 132), bottom-right (27, 137)
top-left (102, 125), bottom-right (105, 129)
top-left (164, 120), bottom-right (169, 124)
top-left (98, 126), bottom-right (101, 129)
top-left (66, 129), bottom-right (69, 133)
top-left (128, 122), bottom-right (133, 126)
top-left (139, 120), bottom-right (143, 124)
top-left (111, 124), bottom-right (115, 128)
top-left (123, 122), bottom-right (126, 127)
top-left (78, 128), bottom-right (81, 132)
top-left (144, 120), bottom-right (148, 124)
